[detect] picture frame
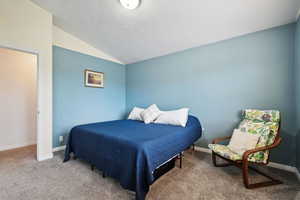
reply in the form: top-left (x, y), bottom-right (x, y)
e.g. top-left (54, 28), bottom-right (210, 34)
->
top-left (84, 69), bottom-right (104, 88)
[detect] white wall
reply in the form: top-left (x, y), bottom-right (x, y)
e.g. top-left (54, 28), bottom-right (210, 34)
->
top-left (53, 26), bottom-right (123, 64)
top-left (0, 48), bottom-right (37, 151)
top-left (0, 0), bottom-right (53, 160)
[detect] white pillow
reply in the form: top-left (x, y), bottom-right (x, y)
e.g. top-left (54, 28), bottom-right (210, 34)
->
top-left (227, 129), bottom-right (260, 155)
top-left (128, 107), bottom-right (145, 121)
top-left (141, 104), bottom-right (162, 124)
top-left (154, 108), bottom-right (189, 127)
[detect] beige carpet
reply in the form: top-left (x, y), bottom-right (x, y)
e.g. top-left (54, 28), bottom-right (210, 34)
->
top-left (0, 146), bottom-right (299, 200)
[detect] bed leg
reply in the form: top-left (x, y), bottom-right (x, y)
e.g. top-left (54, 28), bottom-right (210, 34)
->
top-left (91, 165), bottom-right (95, 171)
top-left (73, 155), bottom-right (77, 160)
top-left (102, 172), bottom-right (106, 178)
top-left (179, 152), bottom-right (182, 169)
top-left (192, 144), bottom-right (195, 151)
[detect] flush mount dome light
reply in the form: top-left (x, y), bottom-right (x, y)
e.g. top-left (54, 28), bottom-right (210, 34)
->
top-left (120, 0), bottom-right (140, 10)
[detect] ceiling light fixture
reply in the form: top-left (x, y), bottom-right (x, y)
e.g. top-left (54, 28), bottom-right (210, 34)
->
top-left (120, 0), bottom-right (140, 10)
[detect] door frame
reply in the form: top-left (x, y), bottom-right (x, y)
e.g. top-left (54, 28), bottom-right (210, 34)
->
top-left (0, 44), bottom-right (47, 161)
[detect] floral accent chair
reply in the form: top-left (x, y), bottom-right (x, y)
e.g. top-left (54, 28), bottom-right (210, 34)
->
top-left (208, 109), bottom-right (282, 189)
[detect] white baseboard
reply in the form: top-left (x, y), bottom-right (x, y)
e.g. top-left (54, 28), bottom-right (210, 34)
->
top-left (53, 145), bottom-right (66, 152)
top-left (37, 153), bottom-right (53, 161)
top-left (267, 162), bottom-right (296, 173)
top-left (195, 146), bottom-right (300, 181)
top-left (0, 141), bottom-right (36, 152)
top-left (195, 146), bottom-right (211, 154)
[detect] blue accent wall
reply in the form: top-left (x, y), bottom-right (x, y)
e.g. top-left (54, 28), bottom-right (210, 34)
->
top-left (295, 19), bottom-right (300, 171)
top-left (126, 24), bottom-right (296, 166)
top-left (53, 46), bottom-right (126, 147)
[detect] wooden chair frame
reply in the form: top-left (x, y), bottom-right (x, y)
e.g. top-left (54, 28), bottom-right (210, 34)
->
top-left (211, 122), bottom-right (283, 189)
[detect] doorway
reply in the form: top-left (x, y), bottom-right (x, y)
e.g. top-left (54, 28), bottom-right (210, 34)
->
top-left (0, 47), bottom-right (38, 160)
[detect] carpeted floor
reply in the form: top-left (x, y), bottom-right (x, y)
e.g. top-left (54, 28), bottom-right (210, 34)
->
top-left (0, 146), bottom-right (299, 200)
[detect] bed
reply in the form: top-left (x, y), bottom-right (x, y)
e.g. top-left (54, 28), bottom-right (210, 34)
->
top-left (64, 115), bottom-right (202, 200)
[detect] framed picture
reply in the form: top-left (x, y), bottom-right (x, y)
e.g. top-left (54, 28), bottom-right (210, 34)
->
top-left (84, 70), bottom-right (104, 88)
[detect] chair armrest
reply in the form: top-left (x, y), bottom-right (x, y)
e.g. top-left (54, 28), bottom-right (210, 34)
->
top-left (212, 136), bottom-right (232, 144)
top-left (242, 137), bottom-right (282, 161)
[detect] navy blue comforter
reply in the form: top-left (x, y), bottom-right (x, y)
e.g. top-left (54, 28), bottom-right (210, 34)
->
top-left (64, 115), bottom-right (202, 200)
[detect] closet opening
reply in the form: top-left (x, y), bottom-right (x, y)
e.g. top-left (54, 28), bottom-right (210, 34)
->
top-left (0, 47), bottom-right (38, 162)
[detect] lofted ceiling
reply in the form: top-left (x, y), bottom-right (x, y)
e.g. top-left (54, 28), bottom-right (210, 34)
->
top-left (31, 0), bottom-right (300, 64)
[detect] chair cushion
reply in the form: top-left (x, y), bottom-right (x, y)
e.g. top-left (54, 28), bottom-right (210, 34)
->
top-left (238, 120), bottom-right (271, 163)
top-left (238, 120), bottom-right (271, 147)
top-left (244, 109), bottom-right (280, 123)
top-left (264, 121), bottom-right (280, 145)
top-left (208, 144), bottom-right (242, 161)
top-left (240, 120), bottom-right (279, 145)
top-left (208, 144), bottom-right (267, 163)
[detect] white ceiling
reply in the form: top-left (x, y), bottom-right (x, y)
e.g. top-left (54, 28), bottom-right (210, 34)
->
top-left (31, 0), bottom-right (300, 64)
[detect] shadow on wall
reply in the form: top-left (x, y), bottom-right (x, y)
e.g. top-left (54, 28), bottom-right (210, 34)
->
top-left (271, 129), bottom-right (296, 166)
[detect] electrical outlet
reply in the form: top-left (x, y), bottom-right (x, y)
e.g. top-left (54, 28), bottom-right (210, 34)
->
top-left (59, 136), bottom-right (64, 143)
